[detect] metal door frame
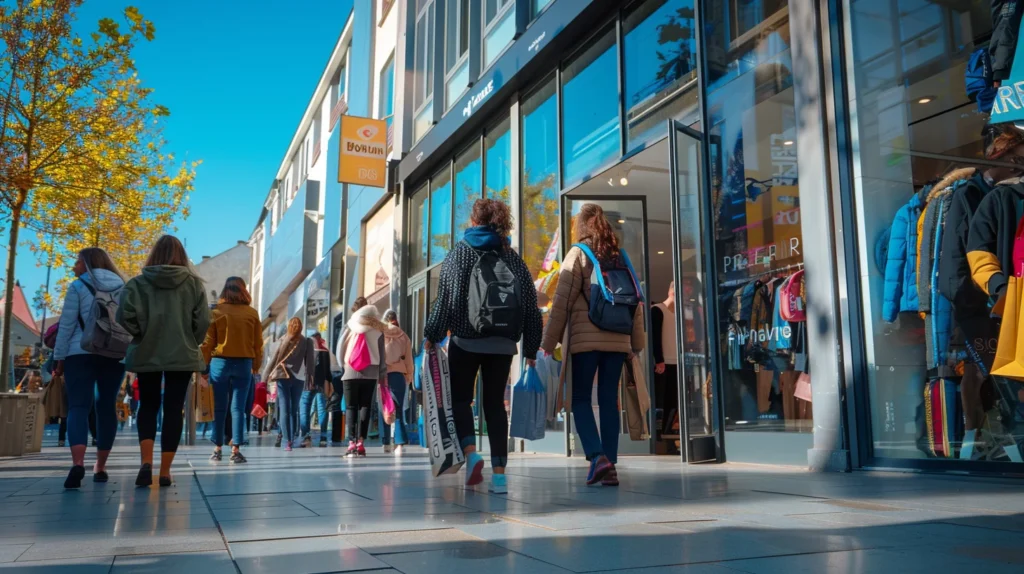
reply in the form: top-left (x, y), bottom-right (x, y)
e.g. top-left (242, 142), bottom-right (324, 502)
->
top-left (668, 120), bottom-right (726, 464)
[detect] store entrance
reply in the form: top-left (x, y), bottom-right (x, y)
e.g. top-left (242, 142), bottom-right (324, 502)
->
top-left (560, 123), bottom-right (720, 462)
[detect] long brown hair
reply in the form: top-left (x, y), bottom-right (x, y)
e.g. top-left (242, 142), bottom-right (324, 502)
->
top-left (285, 317), bottom-right (303, 339)
top-left (218, 277), bottom-right (252, 305)
top-left (145, 235), bottom-right (191, 267)
top-left (572, 203), bottom-right (620, 264)
top-left (78, 247), bottom-right (124, 280)
top-left (351, 297), bottom-right (368, 313)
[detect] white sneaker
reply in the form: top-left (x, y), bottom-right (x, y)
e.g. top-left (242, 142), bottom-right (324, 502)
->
top-left (393, 445), bottom-right (404, 456)
top-left (383, 444), bottom-right (394, 454)
top-left (488, 474), bottom-right (508, 494)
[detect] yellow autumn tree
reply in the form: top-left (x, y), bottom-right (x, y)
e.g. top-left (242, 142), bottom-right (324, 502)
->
top-left (0, 0), bottom-right (195, 389)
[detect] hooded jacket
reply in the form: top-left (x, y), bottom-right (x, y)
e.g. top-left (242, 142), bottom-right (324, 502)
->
top-left (383, 324), bottom-right (414, 381)
top-left (53, 268), bottom-right (125, 360)
top-left (335, 305), bottom-right (388, 382)
top-left (967, 180), bottom-right (1024, 301)
top-left (991, 0), bottom-right (1023, 83)
top-left (882, 186), bottom-right (928, 322)
top-left (424, 226), bottom-right (543, 358)
top-left (117, 265), bottom-right (211, 373)
top-left (938, 170), bottom-right (993, 317)
top-left (200, 302), bottom-right (264, 367)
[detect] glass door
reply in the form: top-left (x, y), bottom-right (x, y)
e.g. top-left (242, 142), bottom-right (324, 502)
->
top-left (669, 120), bottom-right (721, 463)
top-left (562, 196), bottom-right (651, 457)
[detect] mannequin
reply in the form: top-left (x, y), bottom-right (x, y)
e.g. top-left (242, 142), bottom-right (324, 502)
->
top-left (652, 282), bottom-right (678, 437)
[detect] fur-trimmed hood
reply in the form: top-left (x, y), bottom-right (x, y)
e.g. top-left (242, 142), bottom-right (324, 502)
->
top-left (929, 168), bottom-right (978, 201)
top-left (347, 305), bottom-right (388, 334)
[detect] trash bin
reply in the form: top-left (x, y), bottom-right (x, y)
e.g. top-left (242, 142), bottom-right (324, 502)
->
top-left (0, 394), bottom-right (28, 456)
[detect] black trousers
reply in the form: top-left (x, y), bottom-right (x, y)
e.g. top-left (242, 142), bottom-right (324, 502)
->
top-left (136, 371), bottom-right (192, 453)
top-left (448, 344), bottom-right (513, 468)
top-left (655, 364), bottom-right (679, 435)
top-left (344, 379), bottom-right (376, 441)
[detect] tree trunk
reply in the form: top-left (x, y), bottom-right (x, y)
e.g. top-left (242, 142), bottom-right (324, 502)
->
top-left (0, 199), bottom-right (25, 392)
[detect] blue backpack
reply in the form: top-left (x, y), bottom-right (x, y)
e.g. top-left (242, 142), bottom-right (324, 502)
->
top-left (574, 244), bottom-right (644, 335)
top-left (966, 47), bottom-right (996, 114)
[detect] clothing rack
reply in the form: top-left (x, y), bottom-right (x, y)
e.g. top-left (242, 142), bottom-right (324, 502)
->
top-left (719, 262), bottom-right (804, 288)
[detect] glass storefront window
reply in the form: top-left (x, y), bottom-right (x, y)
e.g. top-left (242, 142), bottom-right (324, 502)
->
top-left (429, 166), bottom-right (453, 265)
top-left (562, 28), bottom-right (621, 188)
top-left (409, 184), bottom-right (429, 275)
top-left (703, 1), bottom-right (809, 435)
top-left (845, 0), bottom-right (1024, 465)
top-left (521, 77), bottom-right (560, 279)
top-left (454, 143), bottom-right (482, 239)
top-left (484, 116), bottom-right (512, 204)
top-left (623, 0), bottom-right (699, 152)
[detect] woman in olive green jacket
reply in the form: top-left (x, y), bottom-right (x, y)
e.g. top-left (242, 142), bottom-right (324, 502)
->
top-left (117, 235), bottom-right (210, 487)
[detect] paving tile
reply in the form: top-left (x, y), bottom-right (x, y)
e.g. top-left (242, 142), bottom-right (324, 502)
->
top-left (377, 544), bottom-right (574, 573)
top-left (212, 503), bottom-right (317, 522)
top-left (721, 547), bottom-right (1023, 574)
top-left (219, 512), bottom-right (497, 542)
top-left (0, 556), bottom-right (114, 572)
top-left (111, 551), bottom-right (236, 573)
top-left (340, 528), bottom-right (481, 554)
top-left (0, 545), bottom-right (30, 564)
top-left (231, 536), bottom-right (388, 573)
top-left (14, 528), bottom-right (226, 561)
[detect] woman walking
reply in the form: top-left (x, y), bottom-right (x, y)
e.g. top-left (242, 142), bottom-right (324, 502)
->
top-left (424, 199), bottom-right (543, 493)
top-left (118, 235), bottom-right (211, 487)
top-left (53, 248), bottom-right (127, 489)
top-left (336, 298), bottom-right (387, 457)
top-left (301, 333), bottom-right (334, 447)
top-left (382, 309), bottom-right (413, 454)
top-left (262, 317), bottom-right (314, 451)
top-left (201, 277), bottom-right (263, 463)
top-left (541, 203), bottom-right (645, 487)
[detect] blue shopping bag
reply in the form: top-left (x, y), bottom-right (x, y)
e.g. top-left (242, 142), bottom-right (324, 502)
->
top-left (509, 365), bottom-right (547, 441)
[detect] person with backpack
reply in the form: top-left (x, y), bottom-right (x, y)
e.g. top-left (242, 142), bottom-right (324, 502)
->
top-left (335, 298), bottom-right (388, 456)
top-left (53, 248), bottom-right (127, 489)
top-left (200, 277), bottom-right (263, 464)
top-left (424, 199), bottom-right (543, 493)
top-left (382, 309), bottom-right (413, 454)
top-left (541, 203), bottom-right (645, 487)
top-left (262, 317), bottom-right (315, 451)
top-left (117, 235), bottom-right (211, 487)
top-left (301, 332), bottom-right (333, 447)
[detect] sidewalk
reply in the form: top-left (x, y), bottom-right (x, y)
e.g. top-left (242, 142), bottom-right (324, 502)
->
top-left (1, 437), bottom-right (1022, 573)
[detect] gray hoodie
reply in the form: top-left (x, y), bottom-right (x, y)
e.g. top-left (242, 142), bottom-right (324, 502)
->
top-left (54, 269), bottom-right (125, 360)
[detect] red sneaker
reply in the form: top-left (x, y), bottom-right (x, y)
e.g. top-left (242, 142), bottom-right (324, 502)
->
top-left (356, 440), bottom-right (366, 456)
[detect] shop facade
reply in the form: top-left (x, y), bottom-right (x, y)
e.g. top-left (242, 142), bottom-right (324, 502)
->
top-left (389, 0), bottom-right (1024, 474)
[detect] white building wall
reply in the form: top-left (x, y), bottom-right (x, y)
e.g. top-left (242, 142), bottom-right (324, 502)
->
top-left (194, 242), bottom-right (253, 304)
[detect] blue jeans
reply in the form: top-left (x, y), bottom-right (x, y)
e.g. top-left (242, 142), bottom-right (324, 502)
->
top-left (381, 373), bottom-right (408, 446)
top-left (300, 390), bottom-right (328, 439)
top-left (276, 378), bottom-right (303, 444)
top-left (63, 354), bottom-right (125, 451)
top-left (210, 358), bottom-right (252, 447)
top-left (571, 351), bottom-right (627, 464)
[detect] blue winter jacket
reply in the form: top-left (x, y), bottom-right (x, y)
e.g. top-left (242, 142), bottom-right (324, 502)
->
top-left (882, 188), bottom-right (928, 322)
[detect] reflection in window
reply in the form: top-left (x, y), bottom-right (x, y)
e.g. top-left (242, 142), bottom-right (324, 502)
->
top-left (521, 77), bottom-right (560, 279)
top-left (429, 166), bottom-right (453, 265)
top-left (562, 29), bottom-right (621, 187)
top-left (703, 1), bottom-right (808, 435)
top-left (484, 0), bottom-right (515, 68)
top-left (409, 184), bottom-right (429, 275)
top-left (454, 143), bottom-right (482, 239)
top-left (532, 0), bottom-right (553, 17)
top-left (484, 117), bottom-right (512, 204)
top-left (623, 0), bottom-right (699, 151)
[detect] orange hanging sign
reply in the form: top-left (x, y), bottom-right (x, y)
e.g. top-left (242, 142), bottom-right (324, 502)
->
top-left (338, 115), bottom-right (387, 187)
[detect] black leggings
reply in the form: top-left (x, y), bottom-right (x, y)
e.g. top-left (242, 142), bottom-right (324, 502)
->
top-left (344, 379), bottom-right (376, 441)
top-left (137, 371), bottom-right (192, 453)
top-left (448, 343), bottom-right (513, 468)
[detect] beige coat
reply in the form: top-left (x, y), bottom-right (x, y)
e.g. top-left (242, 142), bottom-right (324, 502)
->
top-left (541, 246), bottom-right (646, 355)
top-left (383, 325), bottom-right (414, 382)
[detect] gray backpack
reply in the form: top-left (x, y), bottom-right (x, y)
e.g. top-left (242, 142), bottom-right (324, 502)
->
top-left (78, 267), bottom-right (132, 359)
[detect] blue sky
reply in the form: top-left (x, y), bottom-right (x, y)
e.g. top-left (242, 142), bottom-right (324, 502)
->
top-left (13, 0), bottom-right (353, 319)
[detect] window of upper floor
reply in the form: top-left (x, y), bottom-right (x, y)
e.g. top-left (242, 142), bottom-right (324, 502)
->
top-left (483, 0), bottom-right (515, 70)
top-left (413, 0), bottom-right (436, 143)
top-left (444, 0), bottom-right (470, 111)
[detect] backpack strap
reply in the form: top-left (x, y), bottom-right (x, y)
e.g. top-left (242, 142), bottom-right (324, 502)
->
top-left (572, 243), bottom-right (645, 303)
top-left (573, 243), bottom-right (606, 295)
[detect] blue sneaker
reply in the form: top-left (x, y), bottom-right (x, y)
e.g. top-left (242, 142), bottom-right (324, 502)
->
top-left (488, 473), bottom-right (508, 494)
top-left (465, 452), bottom-right (484, 486)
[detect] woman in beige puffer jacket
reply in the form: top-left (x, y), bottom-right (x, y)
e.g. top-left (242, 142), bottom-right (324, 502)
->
top-left (541, 203), bottom-right (645, 487)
